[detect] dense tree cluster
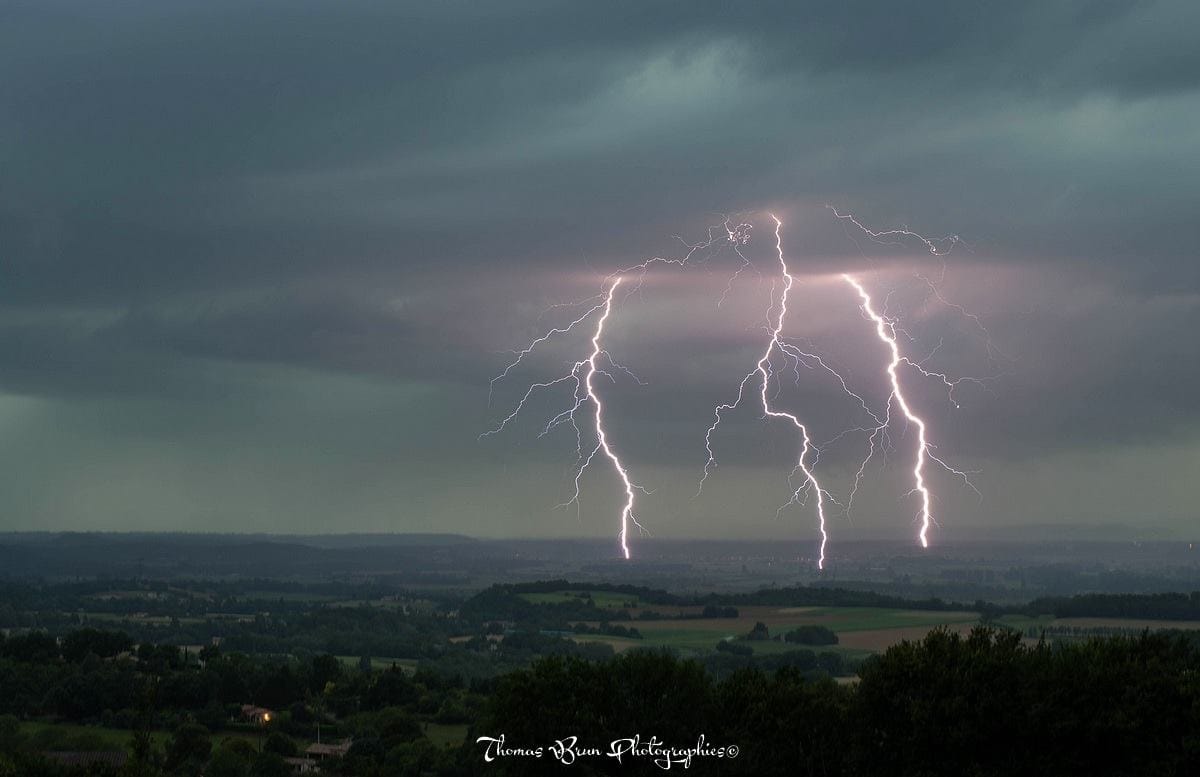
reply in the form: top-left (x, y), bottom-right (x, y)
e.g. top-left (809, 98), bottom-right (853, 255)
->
top-left (570, 622), bottom-right (642, 640)
top-left (479, 628), bottom-right (1200, 775)
top-left (0, 580), bottom-right (465, 654)
top-left (500, 581), bottom-right (681, 606)
top-left (458, 587), bottom-right (630, 627)
top-left (6, 579), bottom-right (1200, 775)
top-left (1027, 591), bottom-right (1200, 620)
top-left (720, 584), bottom-right (971, 612)
top-left (782, 625), bottom-right (839, 645)
top-left (701, 646), bottom-right (851, 681)
top-left (0, 627), bottom-right (481, 776)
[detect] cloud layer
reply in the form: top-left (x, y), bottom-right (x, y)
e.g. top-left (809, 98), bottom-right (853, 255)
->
top-left (1, 1), bottom-right (1197, 544)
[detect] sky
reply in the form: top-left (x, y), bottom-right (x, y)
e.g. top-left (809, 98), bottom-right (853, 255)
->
top-left (0, 1), bottom-right (1197, 551)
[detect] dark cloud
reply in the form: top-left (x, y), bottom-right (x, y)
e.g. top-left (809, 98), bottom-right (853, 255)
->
top-left (0, 1), bottom-right (1196, 538)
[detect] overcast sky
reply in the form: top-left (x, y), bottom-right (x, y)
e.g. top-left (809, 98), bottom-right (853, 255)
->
top-left (1, 1), bottom-right (1196, 553)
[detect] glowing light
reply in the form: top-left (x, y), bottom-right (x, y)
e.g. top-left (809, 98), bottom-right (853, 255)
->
top-left (485, 219), bottom-right (753, 557)
top-left (700, 216), bottom-right (831, 569)
top-left (830, 209), bottom-right (985, 547)
top-left (842, 275), bottom-right (937, 546)
top-left (488, 208), bottom-right (987, 563)
top-left (827, 205), bottom-right (961, 256)
top-left (583, 277), bottom-right (642, 558)
top-left (485, 277), bottom-right (647, 559)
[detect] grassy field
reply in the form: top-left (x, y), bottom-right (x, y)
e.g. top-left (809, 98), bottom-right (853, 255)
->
top-left (566, 600), bottom-right (1200, 659)
top-left (519, 590), bottom-right (640, 608)
top-left (563, 604), bottom-right (980, 657)
top-left (512, 589), bottom-right (1200, 660)
top-left (81, 612), bottom-right (208, 626)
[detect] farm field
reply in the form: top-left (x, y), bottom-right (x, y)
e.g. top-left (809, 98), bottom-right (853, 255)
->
top-left (641, 606), bottom-right (976, 645)
top-left (82, 612), bottom-right (206, 626)
top-left (520, 590), bottom-right (640, 608)
top-left (564, 598), bottom-right (1200, 658)
top-left (569, 604), bottom-right (981, 656)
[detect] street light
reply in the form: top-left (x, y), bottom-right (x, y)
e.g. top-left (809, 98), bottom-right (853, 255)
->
top-left (259, 712), bottom-right (271, 752)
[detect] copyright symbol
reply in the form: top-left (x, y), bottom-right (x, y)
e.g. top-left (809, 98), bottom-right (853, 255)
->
top-left (727, 745), bottom-right (739, 758)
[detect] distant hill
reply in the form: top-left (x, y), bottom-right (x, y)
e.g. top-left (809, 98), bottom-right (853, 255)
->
top-left (0, 531), bottom-right (489, 581)
top-left (274, 533), bottom-right (477, 549)
top-left (0, 531), bottom-right (475, 548)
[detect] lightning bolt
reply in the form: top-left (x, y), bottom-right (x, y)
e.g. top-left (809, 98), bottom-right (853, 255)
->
top-left (827, 205), bottom-right (962, 256)
top-left (830, 207), bottom-right (986, 547)
top-left (582, 277), bottom-right (643, 558)
top-left (483, 277), bottom-right (646, 559)
top-left (842, 275), bottom-right (937, 546)
top-left (484, 219), bottom-right (754, 558)
top-left (700, 216), bottom-right (831, 569)
top-left (488, 208), bottom-right (989, 564)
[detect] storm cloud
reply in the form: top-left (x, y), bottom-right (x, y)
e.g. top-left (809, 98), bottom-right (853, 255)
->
top-left (0, 1), bottom-right (1196, 544)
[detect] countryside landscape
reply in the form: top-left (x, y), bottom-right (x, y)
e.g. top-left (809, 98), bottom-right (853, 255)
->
top-left (4, 1), bottom-right (1199, 774)
top-left (3, 533), bottom-right (1200, 774)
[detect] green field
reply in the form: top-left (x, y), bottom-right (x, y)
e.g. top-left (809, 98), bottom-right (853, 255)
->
top-left (81, 612), bottom-right (207, 626)
top-left (996, 613), bottom-right (1057, 632)
top-left (566, 603), bottom-right (983, 657)
top-left (563, 599), bottom-right (1200, 659)
top-left (519, 590), bottom-right (639, 608)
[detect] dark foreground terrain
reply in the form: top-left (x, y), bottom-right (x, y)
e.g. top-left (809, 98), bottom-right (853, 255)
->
top-left (1, 532), bottom-right (1199, 775)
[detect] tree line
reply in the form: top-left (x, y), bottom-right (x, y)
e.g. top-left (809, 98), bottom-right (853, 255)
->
top-left (476, 627), bottom-right (1200, 776)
